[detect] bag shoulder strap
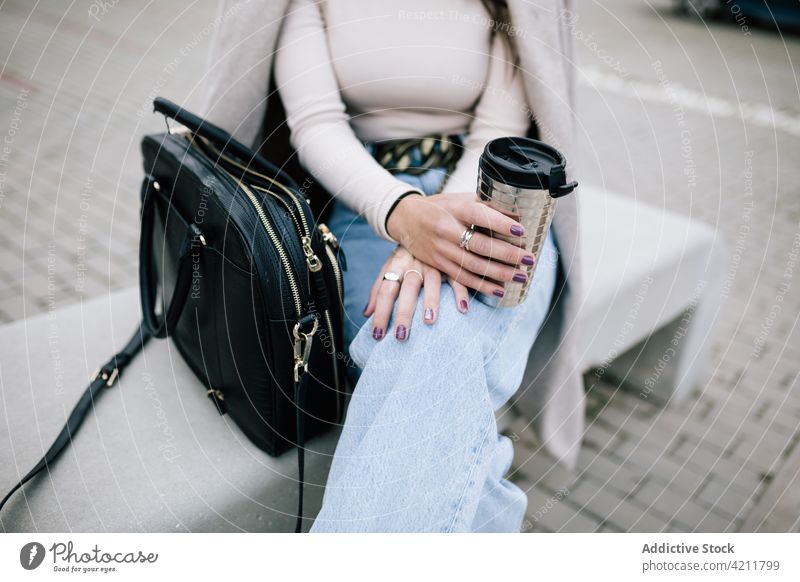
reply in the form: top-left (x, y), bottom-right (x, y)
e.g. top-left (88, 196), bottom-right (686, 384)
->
top-left (294, 370), bottom-right (311, 533)
top-left (1, 317), bottom-right (312, 533)
top-left (0, 322), bottom-right (311, 533)
top-left (0, 324), bottom-right (151, 512)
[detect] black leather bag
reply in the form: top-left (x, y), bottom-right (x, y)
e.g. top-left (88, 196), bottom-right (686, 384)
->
top-left (1, 98), bottom-right (347, 532)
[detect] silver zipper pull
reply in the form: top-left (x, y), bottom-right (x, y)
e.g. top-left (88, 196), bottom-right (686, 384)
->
top-left (302, 236), bottom-right (323, 272)
top-left (318, 223), bottom-right (340, 250)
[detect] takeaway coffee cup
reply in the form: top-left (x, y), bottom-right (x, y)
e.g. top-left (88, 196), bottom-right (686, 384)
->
top-left (474, 137), bottom-right (577, 307)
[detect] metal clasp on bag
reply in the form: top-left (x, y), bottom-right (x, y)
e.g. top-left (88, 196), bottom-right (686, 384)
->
top-left (91, 367), bottom-right (119, 387)
top-left (206, 387), bottom-right (227, 415)
top-left (292, 316), bottom-right (319, 382)
top-left (207, 388), bottom-right (225, 401)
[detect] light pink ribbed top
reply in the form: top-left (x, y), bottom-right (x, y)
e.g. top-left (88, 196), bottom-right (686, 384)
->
top-left (275, 0), bottom-right (529, 240)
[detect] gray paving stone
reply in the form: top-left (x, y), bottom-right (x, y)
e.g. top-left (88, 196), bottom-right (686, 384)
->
top-left (566, 477), bottom-right (668, 533)
top-left (619, 444), bottom-right (709, 496)
top-left (524, 486), bottom-right (600, 533)
top-left (728, 430), bottom-right (797, 474)
top-left (634, 478), bottom-right (733, 530)
top-left (673, 440), bottom-right (773, 492)
top-left (582, 419), bottom-right (625, 451)
top-left (671, 503), bottom-right (736, 533)
top-left (698, 476), bottom-right (757, 521)
top-left (576, 446), bottom-right (646, 496)
top-left (511, 440), bottom-right (578, 493)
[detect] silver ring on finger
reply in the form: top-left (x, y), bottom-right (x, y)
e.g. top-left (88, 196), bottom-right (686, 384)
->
top-left (459, 225), bottom-right (475, 252)
top-left (404, 269), bottom-right (424, 284)
top-left (383, 271), bottom-right (401, 283)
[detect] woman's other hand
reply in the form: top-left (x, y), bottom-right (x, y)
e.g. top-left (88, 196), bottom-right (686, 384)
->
top-left (364, 247), bottom-right (445, 341)
top-left (385, 193), bottom-right (535, 298)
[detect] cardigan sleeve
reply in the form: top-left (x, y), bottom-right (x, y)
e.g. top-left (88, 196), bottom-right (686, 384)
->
top-left (201, 0), bottom-right (289, 148)
top-left (274, 0), bottom-right (423, 242)
top-left (439, 33), bottom-right (531, 195)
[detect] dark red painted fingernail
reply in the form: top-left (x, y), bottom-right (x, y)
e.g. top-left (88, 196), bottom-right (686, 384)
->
top-left (459, 299), bottom-right (469, 312)
top-left (493, 289), bottom-right (505, 298)
top-left (363, 303), bottom-right (369, 315)
top-left (510, 225), bottom-right (525, 236)
top-left (372, 327), bottom-right (384, 340)
top-left (395, 325), bottom-right (407, 341)
top-left (424, 308), bottom-right (434, 322)
top-left (521, 255), bottom-right (535, 266)
top-left (513, 273), bottom-right (528, 283)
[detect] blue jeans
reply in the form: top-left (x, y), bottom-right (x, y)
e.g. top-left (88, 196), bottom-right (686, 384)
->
top-left (312, 162), bottom-right (558, 532)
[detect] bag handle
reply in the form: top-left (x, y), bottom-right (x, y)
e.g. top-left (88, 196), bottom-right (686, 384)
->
top-left (139, 176), bottom-right (206, 339)
top-left (153, 97), bottom-right (299, 190)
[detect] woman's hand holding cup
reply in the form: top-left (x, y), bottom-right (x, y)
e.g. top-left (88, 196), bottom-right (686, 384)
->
top-left (385, 192), bottom-right (535, 298)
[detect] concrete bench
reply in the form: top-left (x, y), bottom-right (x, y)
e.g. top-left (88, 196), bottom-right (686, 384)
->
top-left (574, 185), bottom-right (726, 403)
top-left (0, 288), bottom-right (338, 532)
top-left (0, 185), bottom-right (725, 532)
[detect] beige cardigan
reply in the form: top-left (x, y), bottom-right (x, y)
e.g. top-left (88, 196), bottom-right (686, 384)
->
top-left (200, 0), bottom-right (585, 470)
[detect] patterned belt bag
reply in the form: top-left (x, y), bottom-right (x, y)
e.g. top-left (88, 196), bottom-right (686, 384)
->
top-left (369, 134), bottom-right (464, 193)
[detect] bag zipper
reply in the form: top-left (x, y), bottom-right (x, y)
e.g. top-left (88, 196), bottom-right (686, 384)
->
top-left (187, 134), bottom-right (345, 400)
top-left (318, 224), bottom-right (345, 417)
top-left (318, 223), bottom-right (343, 300)
top-left (252, 184), bottom-right (303, 234)
top-left (203, 138), bottom-right (347, 402)
top-left (222, 169), bottom-right (303, 318)
top-left (247, 181), bottom-right (345, 405)
top-left (195, 136), bottom-right (322, 273)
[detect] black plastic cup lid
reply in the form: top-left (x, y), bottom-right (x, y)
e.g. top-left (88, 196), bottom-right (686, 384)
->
top-left (479, 137), bottom-right (577, 198)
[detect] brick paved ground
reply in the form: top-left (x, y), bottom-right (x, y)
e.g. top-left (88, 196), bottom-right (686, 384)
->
top-left (1, 0), bottom-right (798, 532)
